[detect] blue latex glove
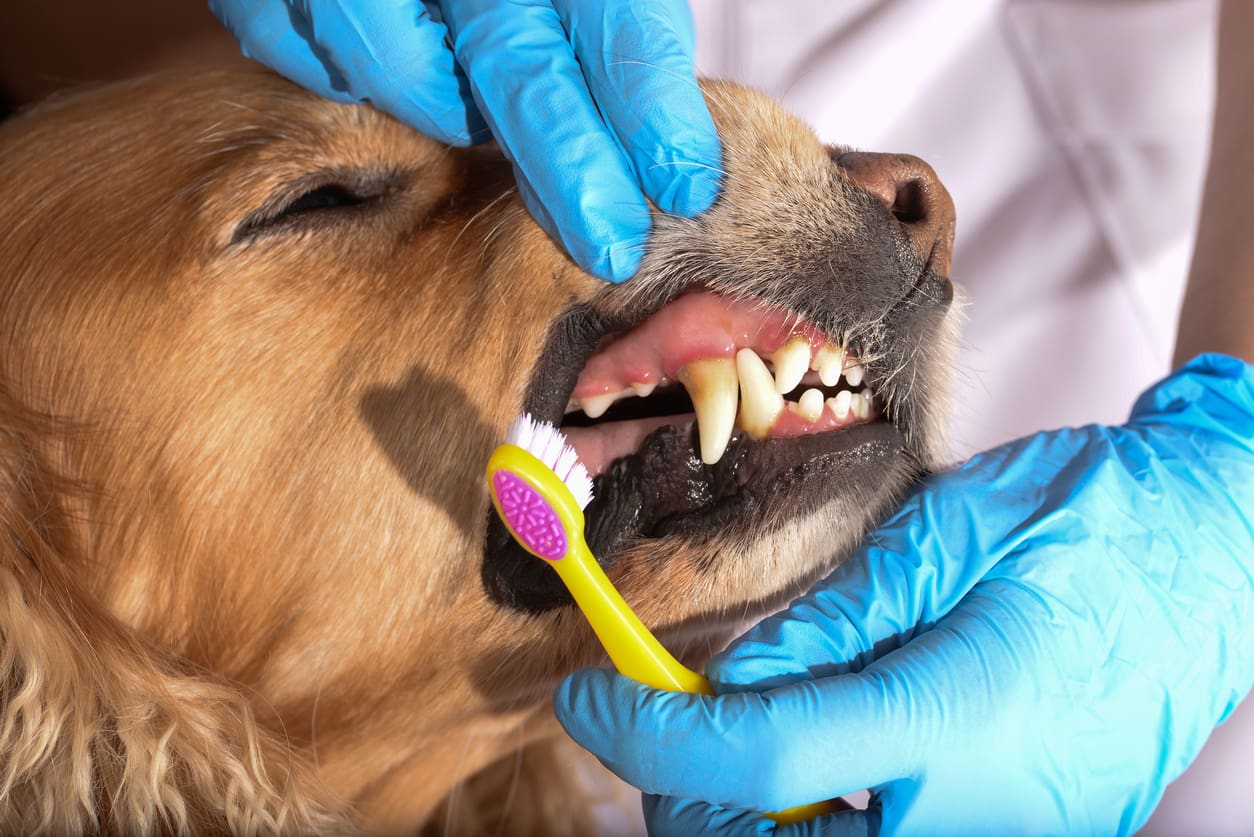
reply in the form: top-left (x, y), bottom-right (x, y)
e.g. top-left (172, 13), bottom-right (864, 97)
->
top-left (209, 0), bottom-right (722, 282)
top-left (555, 354), bottom-right (1254, 835)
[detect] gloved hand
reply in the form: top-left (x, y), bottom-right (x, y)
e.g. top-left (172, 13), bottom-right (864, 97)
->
top-left (555, 353), bottom-right (1254, 836)
top-left (209, 0), bottom-right (722, 282)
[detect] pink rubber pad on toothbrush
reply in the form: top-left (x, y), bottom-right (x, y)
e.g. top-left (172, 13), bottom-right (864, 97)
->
top-left (492, 470), bottom-right (567, 560)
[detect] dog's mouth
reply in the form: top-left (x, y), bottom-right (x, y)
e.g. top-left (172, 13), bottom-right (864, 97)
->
top-left (482, 282), bottom-right (935, 612)
top-left (535, 288), bottom-right (909, 546)
top-left (561, 290), bottom-right (881, 475)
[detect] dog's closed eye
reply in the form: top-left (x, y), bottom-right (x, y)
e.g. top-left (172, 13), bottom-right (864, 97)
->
top-left (231, 171), bottom-right (403, 244)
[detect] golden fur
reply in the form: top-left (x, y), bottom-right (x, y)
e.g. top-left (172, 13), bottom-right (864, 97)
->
top-left (0, 66), bottom-right (956, 833)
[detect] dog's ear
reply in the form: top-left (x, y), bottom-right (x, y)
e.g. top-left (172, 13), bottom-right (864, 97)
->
top-left (0, 389), bottom-right (351, 833)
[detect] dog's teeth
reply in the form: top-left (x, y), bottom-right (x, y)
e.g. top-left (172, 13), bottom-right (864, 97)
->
top-left (678, 358), bottom-right (738, 465)
top-left (816, 344), bottom-right (846, 387)
top-left (844, 363), bottom-right (865, 387)
top-left (631, 381), bottom-right (656, 398)
top-left (565, 398), bottom-right (580, 414)
top-left (797, 388), bottom-right (825, 422)
top-left (829, 390), bottom-right (853, 420)
top-left (736, 348), bottom-right (785, 437)
top-left (854, 391), bottom-right (872, 419)
top-left (771, 337), bottom-right (811, 394)
top-left (580, 392), bottom-right (619, 419)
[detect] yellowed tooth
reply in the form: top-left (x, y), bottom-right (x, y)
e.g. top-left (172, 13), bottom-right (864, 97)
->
top-left (844, 363), bottom-right (865, 387)
top-left (771, 336), bottom-right (811, 394)
top-left (736, 348), bottom-right (785, 437)
top-left (798, 388), bottom-right (825, 422)
top-left (580, 392), bottom-right (619, 419)
top-left (678, 358), bottom-right (738, 465)
top-left (829, 390), bottom-right (853, 420)
top-left (816, 344), bottom-right (847, 387)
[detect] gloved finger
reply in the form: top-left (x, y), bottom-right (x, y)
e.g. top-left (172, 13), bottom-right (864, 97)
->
top-left (553, 0), bottom-right (722, 217)
top-left (553, 666), bottom-right (922, 812)
top-left (641, 795), bottom-right (773, 836)
top-left (706, 542), bottom-right (938, 693)
top-left (1129, 353), bottom-right (1254, 450)
top-left (302, 0), bottom-right (489, 145)
top-left (709, 431), bottom-right (1087, 692)
top-left (210, 0), bottom-right (359, 104)
top-left (644, 794), bottom-right (879, 837)
top-left (443, 0), bottom-right (652, 282)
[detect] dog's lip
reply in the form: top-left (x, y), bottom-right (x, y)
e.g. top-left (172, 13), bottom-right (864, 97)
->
top-left (583, 419), bottom-right (905, 548)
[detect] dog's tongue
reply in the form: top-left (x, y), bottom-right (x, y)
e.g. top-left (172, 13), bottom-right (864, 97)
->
top-left (563, 416), bottom-right (691, 478)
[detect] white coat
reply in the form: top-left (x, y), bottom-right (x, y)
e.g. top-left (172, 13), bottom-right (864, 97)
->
top-left (689, 0), bottom-right (1251, 831)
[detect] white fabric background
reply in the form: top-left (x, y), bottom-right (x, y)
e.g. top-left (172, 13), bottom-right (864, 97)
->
top-left (688, 0), bottom-right (1254, 832)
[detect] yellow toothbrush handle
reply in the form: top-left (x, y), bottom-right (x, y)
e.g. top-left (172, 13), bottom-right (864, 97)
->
top-left (555, 537), bottom-right (711, 694)
top-left (557, 540), bottom-right (839, 824)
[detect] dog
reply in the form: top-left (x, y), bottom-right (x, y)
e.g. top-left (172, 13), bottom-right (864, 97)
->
top-left (0, 65), bottom-right (956, 833)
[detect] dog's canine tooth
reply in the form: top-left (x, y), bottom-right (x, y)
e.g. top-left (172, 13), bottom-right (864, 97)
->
top-left (580, 392), bottom-right (620, 419)
top-left (771, 336), bottom-right (811, 394)
top-left (678, 358), bottom-right (738, 465)
top-left (844, 363), bottom-right (865, 387)
top-left (828, 389), bottom-right (853, 420)
top-left (797, 388), bottom-right (825, 422)
top-left (736, 348), bottom-right (785, 438)
top-left (815, 343), bottom-right (846, 387)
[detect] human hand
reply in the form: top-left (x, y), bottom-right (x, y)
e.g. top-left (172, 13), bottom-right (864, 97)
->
top-left (209, 0), bottom-right (722, 282)
top-left (555, 354), bottom-right (1254, 835)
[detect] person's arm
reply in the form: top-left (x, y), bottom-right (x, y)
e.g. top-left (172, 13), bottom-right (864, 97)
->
top-left (1175, 0), bottom-right (1254, 366)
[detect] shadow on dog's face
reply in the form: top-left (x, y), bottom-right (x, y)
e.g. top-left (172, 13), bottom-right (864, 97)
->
top-left (0, 66), bottom-right (955, 829)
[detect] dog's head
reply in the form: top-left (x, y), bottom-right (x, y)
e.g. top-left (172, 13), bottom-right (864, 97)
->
top-left (0, 66), bottom-right (955, 830)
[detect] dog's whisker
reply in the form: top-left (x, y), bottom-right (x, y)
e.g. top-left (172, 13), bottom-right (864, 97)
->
top-left (480, 205), bottom-right (528, 249)
top-left (604, 58), bottom-right (704, 90)
top-left (645, 160), bottom-right (729, 177)
top-left (445, 185), bottom-right (519, 266)
top-left (492, 724), bottom-right (528, 837)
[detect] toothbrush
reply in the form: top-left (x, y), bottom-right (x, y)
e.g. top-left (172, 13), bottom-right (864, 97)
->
top-left (486, 414), bottom-right (837, 824)
top-left (486, 414), bottom-right (709, 693)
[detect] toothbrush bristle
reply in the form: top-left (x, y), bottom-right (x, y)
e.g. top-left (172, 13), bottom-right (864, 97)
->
top-left (505, 414), bottom-right (594, 510)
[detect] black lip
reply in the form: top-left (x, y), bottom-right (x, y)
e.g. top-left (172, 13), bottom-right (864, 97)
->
top-left (584, 420), bottom-right (906, 550)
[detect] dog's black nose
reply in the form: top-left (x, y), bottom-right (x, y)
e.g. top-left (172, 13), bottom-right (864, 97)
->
top-left (834, 152), bottom-right (956, 277)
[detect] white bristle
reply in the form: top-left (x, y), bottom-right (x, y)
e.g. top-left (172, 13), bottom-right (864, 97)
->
top-left (505, 414), bottom-right (595, 509)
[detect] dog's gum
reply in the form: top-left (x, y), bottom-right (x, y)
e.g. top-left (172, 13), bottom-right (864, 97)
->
top-left (571, 290), bottom-right (829, 400)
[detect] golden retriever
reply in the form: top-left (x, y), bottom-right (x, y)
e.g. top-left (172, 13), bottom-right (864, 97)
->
top-left (0, 66), bottom-right (956, 833)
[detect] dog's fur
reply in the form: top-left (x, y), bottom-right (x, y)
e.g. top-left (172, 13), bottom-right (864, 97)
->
top-left (0, 66), bottom-right (956, 833)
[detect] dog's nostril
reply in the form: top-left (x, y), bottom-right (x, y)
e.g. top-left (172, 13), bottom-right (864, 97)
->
top-left (834, 151), bottom-right (956, 278)
top-left (891, 178), bottom-right (928, 226)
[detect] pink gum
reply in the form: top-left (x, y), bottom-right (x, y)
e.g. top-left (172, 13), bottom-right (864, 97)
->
top-left (573, 291), bottom-right (831, 400)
